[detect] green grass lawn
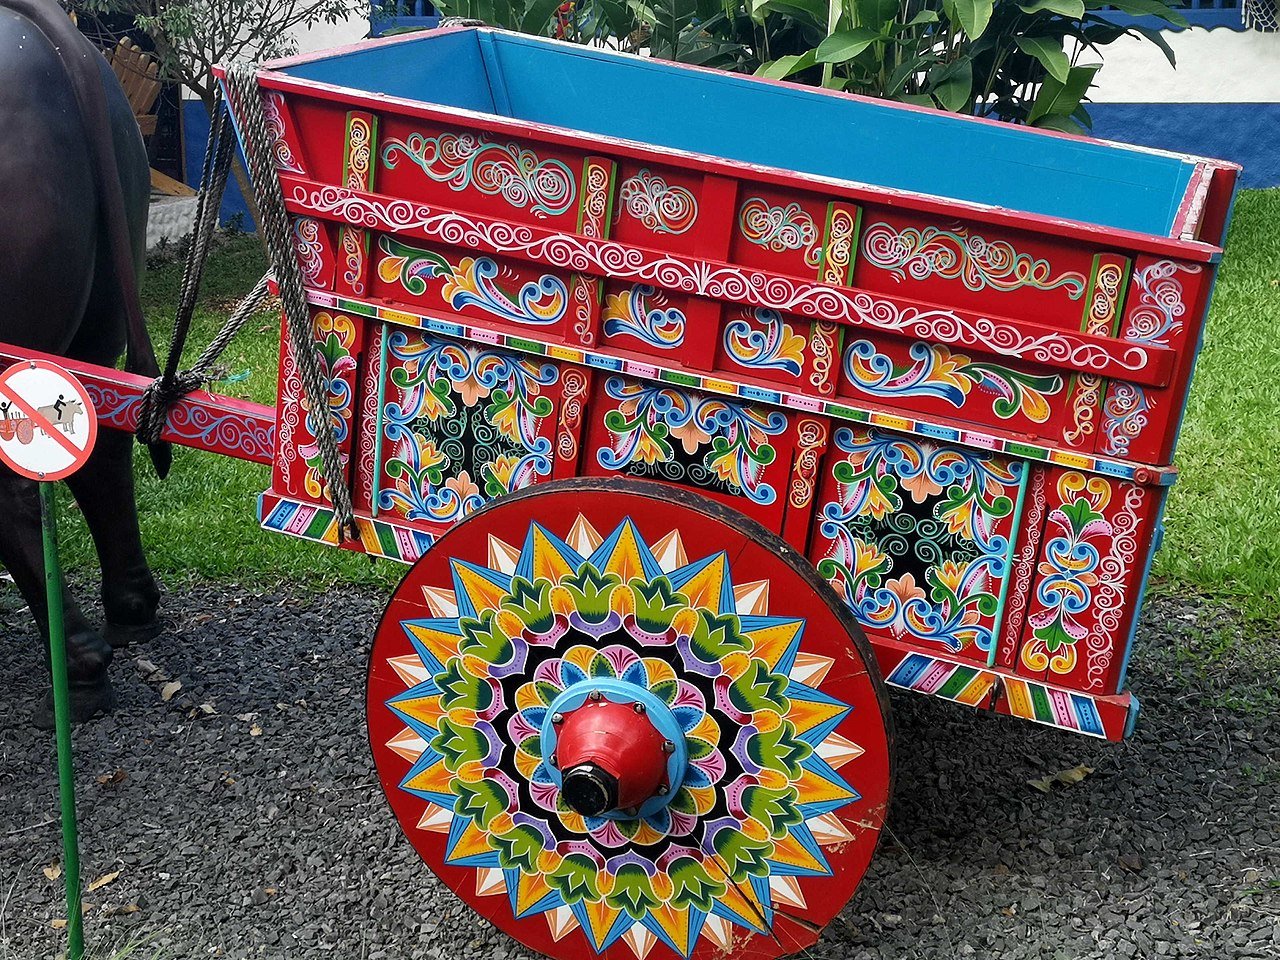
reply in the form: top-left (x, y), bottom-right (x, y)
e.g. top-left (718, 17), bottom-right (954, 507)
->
top-left (58, 191), bottom-right (1280, 617)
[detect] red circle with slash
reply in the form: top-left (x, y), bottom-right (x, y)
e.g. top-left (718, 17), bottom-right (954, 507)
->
top-left (0, 360), bottom-right (98, 482)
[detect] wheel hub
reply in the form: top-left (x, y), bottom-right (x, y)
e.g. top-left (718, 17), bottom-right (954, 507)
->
top-left (542, 679), bottom-right (687, 820)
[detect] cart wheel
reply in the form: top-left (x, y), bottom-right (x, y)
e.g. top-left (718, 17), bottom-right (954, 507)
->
top-left (368, 479), bottom-right (894, 960)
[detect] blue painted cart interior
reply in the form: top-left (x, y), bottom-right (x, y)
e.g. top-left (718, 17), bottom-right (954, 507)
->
top-left (281, 30), bottom-right (1200, 238)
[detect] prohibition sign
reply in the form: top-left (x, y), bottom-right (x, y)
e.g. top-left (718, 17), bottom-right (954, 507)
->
top-left (0, 360), bottom-right (98, 481)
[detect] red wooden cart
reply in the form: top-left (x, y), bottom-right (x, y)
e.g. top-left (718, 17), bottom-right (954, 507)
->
top-left (2, 26), bottom-right (1238, 960)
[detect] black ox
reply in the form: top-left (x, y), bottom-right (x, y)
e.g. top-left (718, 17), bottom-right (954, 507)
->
top-left (1, 0), bottom-right (166, 725)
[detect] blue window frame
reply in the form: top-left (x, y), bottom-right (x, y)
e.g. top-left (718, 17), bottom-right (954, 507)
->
top-left (370, 0), bottom-right (441, 36)
top-left (1100, 0), bottom-right (1246, 31)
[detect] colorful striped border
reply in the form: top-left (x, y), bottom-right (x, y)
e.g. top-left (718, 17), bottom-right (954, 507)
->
top-left (305, 288), bottom-right (1176, 488)
top-left (258, 492), bottom-right (435, 563)
top-left (885, 651), bottom-right (1130, 740)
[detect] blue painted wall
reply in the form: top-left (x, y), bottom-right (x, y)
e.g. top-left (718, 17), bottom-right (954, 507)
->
top-left (183, 98), bottom-right (254, 226)
top-left (1089, 103), bottom-right (1280, 189)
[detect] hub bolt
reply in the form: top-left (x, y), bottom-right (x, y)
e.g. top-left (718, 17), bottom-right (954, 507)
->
top-left (549, 754), bottom-right (559, 768)
top-left (589, 690), bottom-right (602, 702)
top-left (551, 712), bottom-right (564, 725)
top-left (662, 740), bottom-right (676, 755)
top-left (633, 702), bottom-right (646, 715)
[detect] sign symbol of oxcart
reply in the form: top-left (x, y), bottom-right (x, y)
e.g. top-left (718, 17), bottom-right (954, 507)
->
top-left (0, 360), bottom-right (98, 481)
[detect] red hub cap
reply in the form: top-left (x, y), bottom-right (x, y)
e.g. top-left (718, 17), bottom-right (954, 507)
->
top-left (555, 698), bottom-right (670, 816)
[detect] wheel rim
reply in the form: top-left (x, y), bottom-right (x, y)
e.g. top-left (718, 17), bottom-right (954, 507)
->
top-left (368, 480), bottom-right (893, 960)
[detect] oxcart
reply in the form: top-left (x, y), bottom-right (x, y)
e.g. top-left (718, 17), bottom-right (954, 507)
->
top-left (1, 25), bottom-right (1238, 960)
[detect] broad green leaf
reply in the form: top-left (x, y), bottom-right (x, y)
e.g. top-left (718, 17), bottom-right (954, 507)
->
top-left (1015, 35), bottom-right (1070, 83)
top-left (896, 92), bottom-right (936, 107)
top-left (855, 0), bottom-right (899, 28)
top-left (904, 9), bottom-right (940, 25)
top-left (930, 59), bottom-right (974, 112)
top-left (755, 50), bottom-right (819, 78)
top-left (1018, 0), bottom-right (1085, 17)
top-left (520, 0), bottom-right (564, 33)
top-left (953, 0), bottom-right (994, 38)
top-left (1088, 0), bottom-right (1187, 25)
top-left (816, 27), bottom-right (881, 62)
top-left (1027, 62), bottom-right (1100, 123)
top-left (1033, 113), bottom-right (1087, 133)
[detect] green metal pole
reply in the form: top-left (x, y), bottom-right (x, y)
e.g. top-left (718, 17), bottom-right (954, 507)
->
top-left (39, 482), bottom-right (84, 960)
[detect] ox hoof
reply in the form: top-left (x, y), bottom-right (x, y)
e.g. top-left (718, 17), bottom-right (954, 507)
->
top-left (103, 617), bottom-right (163, 649)
top-left (33, 680), bottom-right (117, 730)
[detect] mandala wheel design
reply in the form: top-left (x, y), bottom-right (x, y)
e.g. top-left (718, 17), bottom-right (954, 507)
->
top-left (368, 479), bottom-right (894, 960)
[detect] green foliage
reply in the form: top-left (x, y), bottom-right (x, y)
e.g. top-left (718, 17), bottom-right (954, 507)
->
top-left (75, 0), bottom-right (365, 102)
top-left (428, 0), bottom-right (1185, 131)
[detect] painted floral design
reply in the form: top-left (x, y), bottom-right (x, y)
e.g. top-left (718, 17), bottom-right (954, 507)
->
top-left (723, 308), bottom-right (806, 377)
top-left (597, 378), bottom-right (787, 505)
top-left (379, 518), bottom-right (863, 956)
top-left (381, 131), bottom-right (576, 218)
top-left (617, 170), bottom-right (697, 235)
top-left (299, 311), bottom-right (357, 500)
top-left (817, 427), bottom-right (1024, 655)
top-left (602, 285), bottom-right (685, 349)
top-left (737, 198), bottom-right (821, 266)
top-left (843, 339), bottom-right (1063, 423)
top-left (379, 330), bottom-right (556, 523)
top-left (861, 221), bottom-right (1088, 299)
top-left (1023, 473), bottom-right (1113, 676)
top-left (378, 236), bottom-right (568, 326)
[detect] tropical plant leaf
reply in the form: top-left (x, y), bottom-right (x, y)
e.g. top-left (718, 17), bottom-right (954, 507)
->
top-left (1018, 0), bottom-right (1085, 17)
top-left (1088, 0), bottom-right (1187, 26)
top-left (756, 50), bottom-right (819, 77)
top-left (953, 0), bottom-right (995, 39)
top-left (855, 0), bottom-right (899, 28)
top-left (1015, 35), bottom-right (1070, 83)
top-left (521, 0), bottom-right (566, 33)
top-left (815, 26), bottom-right (880, 62)
top-left (1027, 62), bottom-right (1100, 123)
top-left (930, 58), bottom-right (974, 111)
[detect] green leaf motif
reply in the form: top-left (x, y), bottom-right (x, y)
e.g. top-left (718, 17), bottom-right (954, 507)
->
top-left (688, 608), bottom-right (751, 662)
top-left (729, 659), bottom-right (792, 716)
top-left (562, 563), bottom-right (621, 624)
top-left (491, 824), bottom-right (543, 873)
top-left (458, 610), bottom-right (515, 667)
top-left (436, 658), bottom-right (494, 713)
top-left (452, 778), bottom-right (510, 830)
top-left (668, 856), bottom-right (727, 912)
top-left (747, 720), bottom-right (813, 779)
top-left (547, 853), bottom-right (601, 905)
top-left (741, 783), bottom-right (805, 838)
top-left (606, 864), bottom-right (662, 919)
top-left (501, 576), bottom-right (555, 635)
top-left (431, 718), bottom-right (491, 770)
top-left (712, 827), bottom-right (774, 882)
top-left (952, 0), bottom-right (994, 39)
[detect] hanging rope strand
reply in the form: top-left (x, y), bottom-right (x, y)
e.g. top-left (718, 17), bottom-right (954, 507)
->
top-left (222, 61), bottom-right (357, 540)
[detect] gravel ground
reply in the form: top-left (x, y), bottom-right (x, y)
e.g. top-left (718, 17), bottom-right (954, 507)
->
top-left (1, 580), bottom-right (1277, 960)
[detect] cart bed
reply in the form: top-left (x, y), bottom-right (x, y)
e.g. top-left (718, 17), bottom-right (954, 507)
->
top-left (222, 27), bottom-right (1239, 740)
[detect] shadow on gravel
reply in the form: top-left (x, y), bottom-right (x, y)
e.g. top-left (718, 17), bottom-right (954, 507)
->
top-left (1, 587), bottom-right (1277, 960)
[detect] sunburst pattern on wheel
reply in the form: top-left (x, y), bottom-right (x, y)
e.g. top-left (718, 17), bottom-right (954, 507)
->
top-left (368, 483), bottom-right (892, 960)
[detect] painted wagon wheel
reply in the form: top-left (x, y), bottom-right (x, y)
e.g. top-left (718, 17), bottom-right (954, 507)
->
top-left (368, 479), bottom-right (895, 960)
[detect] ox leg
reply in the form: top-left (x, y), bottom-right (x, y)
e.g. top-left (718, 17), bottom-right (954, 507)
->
top-left (64, 427), bottom-right (160, 648)
top-left (0, 470), bottom-right (115, 727)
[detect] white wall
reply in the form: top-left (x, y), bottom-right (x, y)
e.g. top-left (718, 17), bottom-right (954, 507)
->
top-left (1090, 26), bottom-right (1280, 103)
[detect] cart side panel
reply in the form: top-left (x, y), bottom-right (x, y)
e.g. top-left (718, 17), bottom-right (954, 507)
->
top-left (807, 426), bottom-right (1027, 669)
top-left (1098, 257), bottom-right (1216, 465)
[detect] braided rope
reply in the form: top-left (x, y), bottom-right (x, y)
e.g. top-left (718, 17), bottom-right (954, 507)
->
top-left (136, 272), bottom-right (273, 442)
top-left (137, 93), bottom-right (241, 446)
top-left (223, 62), bottom-right (357, 539)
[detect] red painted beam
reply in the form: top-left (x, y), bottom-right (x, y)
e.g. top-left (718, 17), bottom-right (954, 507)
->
top-left (0, 344), bottom-right (276, 465)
